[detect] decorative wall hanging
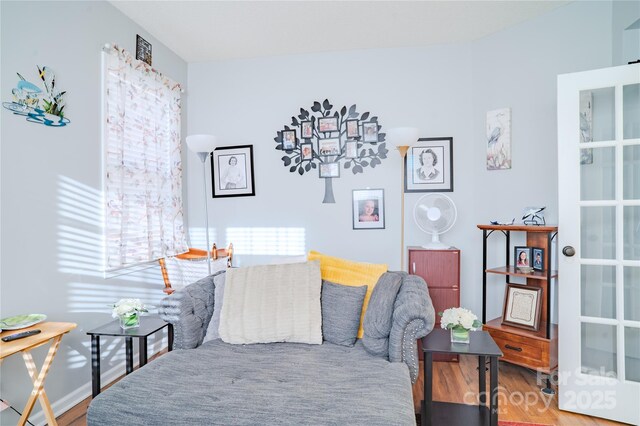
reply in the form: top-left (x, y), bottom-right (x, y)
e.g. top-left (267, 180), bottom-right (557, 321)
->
top-left (352, 189), bottom-right (385, 230)
top-left (2, 66), bottom-right (70, 127)
top-left (486, 108), bottom-right (511, 170)
top-left (136, 35), bottom-right (152, 66)
top-left (274, 99), bottom-right (388, 203)
top-left (211, 145), bottom-right (256, 198)
top-left (405, 137), bottom-right (454, 193)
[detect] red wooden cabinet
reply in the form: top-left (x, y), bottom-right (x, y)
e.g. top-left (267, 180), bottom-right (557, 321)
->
top-left (408, 247), bottom-right (460, 362)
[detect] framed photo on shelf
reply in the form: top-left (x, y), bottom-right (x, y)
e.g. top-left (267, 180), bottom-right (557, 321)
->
top-left (532, 248), bottom-right (544, 271)
top-left (345, 141), bottom-right (358, 159)
top-left (352, 188), bottom-right (385, 230)
top-left (346, 119), bottom-right (360, 138)
top-left (282, 129), bottom-right (297, 150)
top-left (301, 143), bottom-right (313, 161)
top-left (301, 121), bottom-right (313, 139)
top-left (211, 145), bottom-right (255, 198)
top-left (318, 116), bottom-right (339, 133)
top-left (362, 122), bottom-right (378, 142)
top-left (514, 246), bottom-right (533, 268)
top-left (502, 284), bottom-right (542, 331)
top-left (318, 138), bottom-right (340, 156)
top-left (405, 137), bottom-right (453, 193)
top-left (319, 162), bottom-right (340, 178)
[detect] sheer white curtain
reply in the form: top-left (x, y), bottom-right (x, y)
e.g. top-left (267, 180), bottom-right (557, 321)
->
top-left (103, 46), bottom-right (188, 271)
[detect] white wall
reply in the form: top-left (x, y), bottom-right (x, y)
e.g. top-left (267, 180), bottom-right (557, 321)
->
top-left (187, 0), bottom-right (616, 322)
top-left (0, 1), bottom-right (187, 423)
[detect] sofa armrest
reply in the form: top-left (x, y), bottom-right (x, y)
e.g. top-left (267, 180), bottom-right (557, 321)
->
top-left (388, 273), bottom-right (435, 383)
top-left (159, 272), bottom-right (222, 349)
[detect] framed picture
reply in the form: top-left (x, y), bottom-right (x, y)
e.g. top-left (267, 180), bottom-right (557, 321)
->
top-left (405, 137), bottom-right (453, 193)
top-left (352, 189), bottom-right (385, 230)
top-left (211, 145), bottom-right (255, 198)
top-left (502, 284), bottom-right (542, 331)
top-left (301, 142), bottom-right (313, 161)
top-left (362, 122), bottom-right (378, 142)
top-left (532, 248), bottom-right (544, 271)
top-left (514, 246), bottom-right (533, 268)
top-left (136, 34), bottom-right (152, 66)
top-left (346, 119), bottom-right (360, 138)
top-left (318, 116), bottom-right (339, 132)
top-left (486, 107), bottom-right (511, 170)
top-left (319, 162), bottom-right (340, 178)
top-left (301, 121), bottom-right (313, 139)
top-left (281, 129), bottom-right (297, 150)
top-left (345, 141), bottom-right (358, 159)
top-left (318, 138), bottom-right (340, 156)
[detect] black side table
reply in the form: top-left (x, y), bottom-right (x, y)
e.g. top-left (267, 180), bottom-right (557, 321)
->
top-left (421, 329), bottom-right (503, 426)
top-left (87, 316), bottom-right (173, 397)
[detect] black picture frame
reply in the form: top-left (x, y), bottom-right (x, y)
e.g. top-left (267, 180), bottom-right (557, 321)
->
top-left (136, 34), bottom-right (152, 66)
top-left (281, 130), bottom-right (297, 151)
top-left (301, 121), bottom-right (313, 139)
top-left (318, 116), bottom-right (339, 133)
top-left (211, 145), bottom-right (255, 198)
top-left (300, 142), bottom-right (313, 161)
top-left (532, 248), bottom-right (544, 271)
top-left (404, 137), bottom-right (454, 193)
top-left (362, 122), bottom-right (378, 143)
top-left (514, 246), bottom-right (533, 268)
top-left (319, 162), bottom-right (340, 178)
top-left (352, 189), bottom-right (385, 230)
top-left (346, 119), bottom-right (360, 138)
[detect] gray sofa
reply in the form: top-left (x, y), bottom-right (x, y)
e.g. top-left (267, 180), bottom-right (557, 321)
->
top-left (87, 270), bottom-right (435, 425)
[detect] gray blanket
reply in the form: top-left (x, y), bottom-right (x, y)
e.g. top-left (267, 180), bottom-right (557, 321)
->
top-left (87, 340), bottom-right (416, 425)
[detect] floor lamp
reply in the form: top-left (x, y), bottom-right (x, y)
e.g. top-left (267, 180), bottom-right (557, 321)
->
top-left (387, 127), bottom-right (420, 272)
top-left (186, 134), bottom-right (218, 275)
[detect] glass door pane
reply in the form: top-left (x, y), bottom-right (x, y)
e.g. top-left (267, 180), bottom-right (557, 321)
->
top-left (623, 145), bottom-right (640, 200)
top-left (581, 147), bottom-right (615, 200)
top-left (581, 323), bottom-right (617, 377)
top-left (623, 206), bottom-right (640, 260)
top-left (623, 83), bottom-right (640, 140)
top-left (581, 206), bottom-right (616, 259)
top-left (581, 265), bottom-right (616, 318)
top-left (580, 87), bottom-right (616, 143)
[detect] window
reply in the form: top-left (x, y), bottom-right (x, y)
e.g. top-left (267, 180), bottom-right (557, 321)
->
top-left (103, 46), bottom-right (187, 271)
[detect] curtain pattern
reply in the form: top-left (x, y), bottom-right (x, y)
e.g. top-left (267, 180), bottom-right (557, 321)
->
top-left (104, 46), bottom-right (187, 270)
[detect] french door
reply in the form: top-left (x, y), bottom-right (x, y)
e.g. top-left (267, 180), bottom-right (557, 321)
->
top-left (558, 63), bottom-right (640, 425)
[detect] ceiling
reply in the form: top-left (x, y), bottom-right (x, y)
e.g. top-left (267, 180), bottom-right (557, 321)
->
top-left (110, 1), bottom-right (570, 63)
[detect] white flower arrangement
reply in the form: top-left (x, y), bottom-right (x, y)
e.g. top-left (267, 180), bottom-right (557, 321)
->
top-left (439, 307), bottom-right (482, 331)
top-left (111, 298), bottom-right (149, 318)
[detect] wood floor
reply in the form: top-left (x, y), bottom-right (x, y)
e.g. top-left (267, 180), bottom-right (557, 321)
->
top-left (57, 353), bottom-right (624, 426)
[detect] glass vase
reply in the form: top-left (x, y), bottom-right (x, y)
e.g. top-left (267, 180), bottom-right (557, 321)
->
top-left (119, 312), bottom-right (140, 330)
top-left (450, 327), bottom-right (470, 344)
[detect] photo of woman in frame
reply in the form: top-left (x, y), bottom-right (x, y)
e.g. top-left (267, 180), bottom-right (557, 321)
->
top-left (282, 130), bottom-right (296, 150)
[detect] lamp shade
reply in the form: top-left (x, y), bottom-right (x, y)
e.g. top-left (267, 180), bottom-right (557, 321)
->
top-left (386, 127), bottom-right (420, 148)
top-left (185, 134), bottom-right (217, 153)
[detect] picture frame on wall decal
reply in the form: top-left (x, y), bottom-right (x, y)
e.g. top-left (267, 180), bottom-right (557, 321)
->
top-left (301, 142), bottom-right (313, 161)
top-left (281, 130), bottom-right (297, 150)
top-left (502, 284), bottom-right (542, 331)
top-left (345, 141), bottom-right (358, 159)
top-left (346, 119), bottom-right (360, 138)
top-left (405, 137), bottom-right (453, 193)
top-left (318, 138), bottom-right (340, 156)
top-left (301, 121), bottom-right (313, 139)
top-left (211, 145), bottom-right (255, 198)
top-left (362, 122), bottom-right (379, 143)
top-left (319, 162), bottom-right (340, 178)
top-left (318, 116), bottom-right (339, 133)
top-left (352, 189), bottom-right (385, 230)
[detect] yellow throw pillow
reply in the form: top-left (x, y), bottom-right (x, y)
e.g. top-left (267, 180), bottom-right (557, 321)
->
top-left (308, 250), bottom-right (387, 338)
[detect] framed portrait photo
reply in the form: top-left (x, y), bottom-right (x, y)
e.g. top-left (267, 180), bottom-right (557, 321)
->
top-left (318, 138), bottom-right (340, 156)
top-left (211, 145), bottom-right (255, 198)
top-left (301, 121), bottom-right (313, 139)
top-left (514, 246), bottom-right (533, 268)
top-left (532, 248), bottom-right (544, 271)
top-left (318, 116), bottom-right (339, 133)
top-left (352, 189), bottom-right (385, 230)
top-left (301, 142), bottom-right (313, 161)
top-left (362, 122), bottom-right (379, 143)
top-left (319, 162), bottom-right (340, 178)
top-left (346, 119), bottom-right (360, 138)
top-left (502, 284), bottom-right (542, 331)
top-left (405, 137), bottom-right (453, 193)
top-left (281, 129), bottom-right (297, 150)
top-left (345, 141), bottom-right (358, 159)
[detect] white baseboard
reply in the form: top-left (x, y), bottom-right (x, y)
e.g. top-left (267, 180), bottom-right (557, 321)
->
top-left (29, 340), bottom-right (167, 426)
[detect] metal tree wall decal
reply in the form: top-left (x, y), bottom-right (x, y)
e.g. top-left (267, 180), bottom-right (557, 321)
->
top-left (274, 99), bottom-right (388, 203)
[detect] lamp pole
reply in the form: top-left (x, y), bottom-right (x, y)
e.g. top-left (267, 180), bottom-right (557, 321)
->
top-left (397, 146), bottom-right (410, 272)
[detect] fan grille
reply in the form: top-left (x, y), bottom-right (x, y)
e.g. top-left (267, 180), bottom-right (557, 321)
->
top-left (413, 194), bottom-right (457, 235)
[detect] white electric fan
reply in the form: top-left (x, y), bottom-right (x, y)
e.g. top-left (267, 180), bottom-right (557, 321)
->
top-left (413, 194), bottom-right (457, 249)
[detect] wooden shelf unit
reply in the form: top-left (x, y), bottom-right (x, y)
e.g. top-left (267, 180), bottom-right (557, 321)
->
top-left (477, 224), bottom-right (558, 373)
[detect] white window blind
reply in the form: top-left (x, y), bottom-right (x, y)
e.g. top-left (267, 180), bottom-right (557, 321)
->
top-left (103, 46), bottom-right (188, 271)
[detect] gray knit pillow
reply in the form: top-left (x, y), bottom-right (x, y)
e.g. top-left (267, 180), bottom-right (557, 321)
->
top-left (321, 280), bottom-right (367, 347)
top-left (362, 272), bottom-right (402, 358)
